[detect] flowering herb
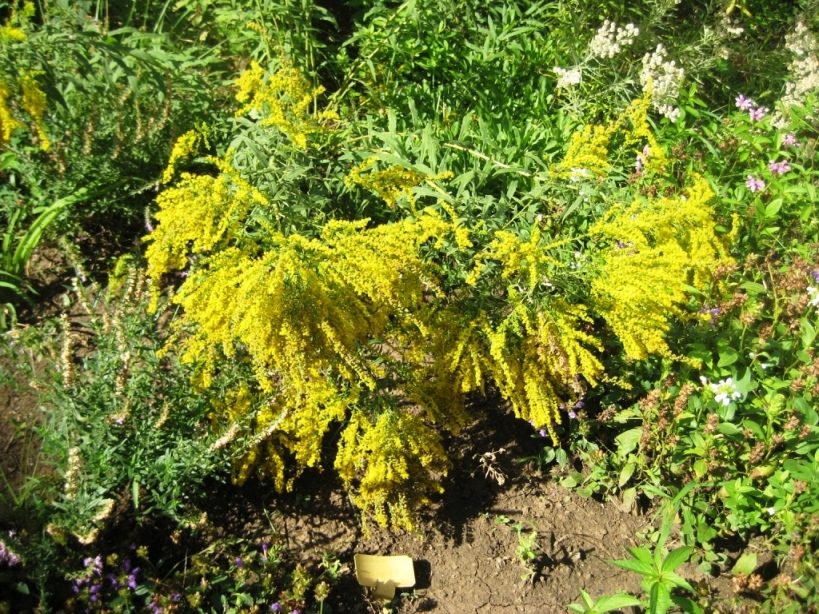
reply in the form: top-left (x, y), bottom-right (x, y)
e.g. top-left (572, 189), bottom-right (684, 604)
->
top-left (746, 175), bottom-right (766, 192)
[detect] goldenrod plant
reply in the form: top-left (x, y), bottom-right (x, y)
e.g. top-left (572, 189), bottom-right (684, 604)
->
top-left (143, 61), bottom-right (733, 530)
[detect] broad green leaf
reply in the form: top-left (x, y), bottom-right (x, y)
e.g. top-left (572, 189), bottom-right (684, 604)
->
top-left (649, 582), bottom-right (672, 614)
top-left (662, 547), bottom-right (693, 573)
top-left (595, 593), bottom-right (642, 612)
top-left (671, 595), bottom-right (705, 614)
top-left (619, 463), bottom-right (635, 487)
top-left (628, 547), bottom-right (654, 566)
top-left (732, 552), bottom-right (757, 576)
top-left (609, 558), bottom-right (653, 576)
top-left (615, 428), bottom-right (643, 458)
top-left (664, 571), bottom-right (695, 591)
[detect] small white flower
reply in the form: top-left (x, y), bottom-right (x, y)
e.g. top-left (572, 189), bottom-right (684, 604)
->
top-left (767, 507), bottom-right (776, 516)
top-left (710, 378), bottom-right (741, 406)
top-left (554, 66), bottom-right (582, 89)
top-left (589, 20), bottom-right (639, 59)
top-left (749, 352), bottom-right (756, 359)
top-left (760, 363), bottom-right (768, 370)
top-left (700, 375), bottom-right (708, 385)
top-left (808, 286), bottom-right (819, 307)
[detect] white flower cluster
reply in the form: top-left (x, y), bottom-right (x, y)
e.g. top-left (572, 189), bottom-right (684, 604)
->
top-left (775, 22), bottom-right (819, 127)
top-left (554, 66), bottom-right (582, 89)
top-left (709, 377), bottom-right (741, 406)
top-left (589, 20), bottom-right (639, 59)
top-left (807, 286), bottom-right (819, 308)
top-left (640, 44), bottom-right (685, 122)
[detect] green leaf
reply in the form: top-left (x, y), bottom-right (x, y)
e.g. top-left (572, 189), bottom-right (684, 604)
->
top-left (664, 572), bottom-right (694, 592)
top-left (717, 349), bottom-right (738, 367)
top-left (619, 463), bottom-right (635, 487)
top-left (732, 552), bottom-right (757, 576)
top-left (615, 428), bottom-right (643, 458)
top-left (764, 198), bottom-right (783, 218)
top-left (560, 475), bottom-right (578, 488)
top-left (671, 595), bottom-right (705, 614)
top-left (649, 582), bottom-right (672, 614)
top-left (662, 547), bottom-right (693, 573)
top-left (609, 558), bottom-right (653, 576)
top-left (629, 547), bottom-right (654, 566)
top-left (132, 480), bottom-right (140, 511)
top-left (595, 593), bottom-right (642, 612)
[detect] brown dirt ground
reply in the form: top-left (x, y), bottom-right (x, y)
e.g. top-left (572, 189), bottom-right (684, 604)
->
top-left (197, 405), bottom-right (660, 614)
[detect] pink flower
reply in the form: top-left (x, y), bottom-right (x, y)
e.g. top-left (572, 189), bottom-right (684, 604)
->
top-left (768, 160), bottom-right (791, 176)
top-left (749, 107), bottom-right (768, 122)
top-left (736, 94), bottom-right (754, 110)
top-left (746, 175), bottom-right (766, 192)
top-left (782, 133), bottom-right (798, 147)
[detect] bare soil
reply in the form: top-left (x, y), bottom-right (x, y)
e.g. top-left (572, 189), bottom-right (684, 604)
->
top-left (195, 405), bottom-right (656, 614)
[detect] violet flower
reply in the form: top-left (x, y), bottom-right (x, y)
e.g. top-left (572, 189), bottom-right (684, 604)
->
top-left (746, 175), bottom-right (765, 192)
top-left (749, 106), bottom-right (768, 122)
top-left (735, 94), bottom-right (754, 110)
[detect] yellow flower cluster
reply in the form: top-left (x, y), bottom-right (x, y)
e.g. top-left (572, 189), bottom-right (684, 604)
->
top-left (234, 61), bottom-right (338, 149)
top-left (162, 126), bottom-right (209, 183)
top-left (345, 158), bottom-right (454, 210)
top-left (0, 79), bottom-right (22, 145)
top-left (144, 158), bottom-right (268, 310)
top-left (474, 225), bottom-right (570, 289)
top-left (481, 300), bottom-right (602, 443)
top-left (335, 410), bottom-right (449, 532)
top-left (0, 2), bottom-right (33, 42)
top-left (552, 89), bottom-right (665, 179)
top-left (589, 175), bottom-right (733, 360)
top-left (0, 73), bottom-right (50, 150)
top-left (20, 73), bottom-right (49, 151)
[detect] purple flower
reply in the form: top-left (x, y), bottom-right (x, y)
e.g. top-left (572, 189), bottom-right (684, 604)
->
top-left (575, 400), bottom-right (585, 409)
top-left (171, 593), bottom-right (181, 602)
top-left (106, 573), bottom-right (119, 589)
top-left (127, 574), bottom-right (138, 590)
top-left (811, 270), bottom-right (819, 283)
top-left (568, 410), bottom-right (578, 420)
top-left (539, 429), bottom-right (548, 437)
top-left (736, 94), bottom-right (754, 110)
top-left (643, 144), bottom-right (651, 158)
top-left (635, 155), bottom-right (643, 173)
top-left (291, 610), bottom-right (302, 614)
top-left (90, 595), bottom-right (99, 603)
top-left (768, 160), bottom-right (791, 175)
top-left (235, 557), bottom-right (243, 568)
top-left (271, 604), bottom-right (283, 612)
top-left (749, 106), bottom-right (768, 122)
top-left (783, 133), bottom-right (798, 147)
top-left (746, 175), bottom-right (766, 192)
